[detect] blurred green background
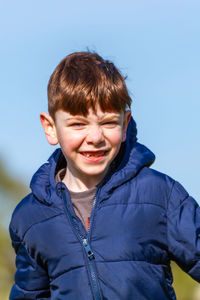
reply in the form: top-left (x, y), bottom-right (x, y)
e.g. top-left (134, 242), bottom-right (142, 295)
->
top-left (0, 160), bottom-right (199, 299)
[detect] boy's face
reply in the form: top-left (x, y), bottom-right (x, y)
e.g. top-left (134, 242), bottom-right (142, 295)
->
top-left (40, 106), bottom-right (131, 187)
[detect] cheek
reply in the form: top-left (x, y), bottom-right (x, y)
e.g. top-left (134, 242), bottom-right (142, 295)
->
top-left (57, 131), bottom-right (84, 153)
top-left (106, 129), bottom-right (123, 147)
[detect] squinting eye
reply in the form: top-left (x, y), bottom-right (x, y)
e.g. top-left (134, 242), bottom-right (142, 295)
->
top-left (70, 123), bottom-right (85, 127)
top-left (103, 122), bottom-right (118, 127)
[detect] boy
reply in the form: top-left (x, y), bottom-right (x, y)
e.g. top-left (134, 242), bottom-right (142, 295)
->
top-left (9, 52), bottom-right (200, 300)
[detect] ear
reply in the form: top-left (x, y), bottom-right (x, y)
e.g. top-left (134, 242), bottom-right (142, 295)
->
top-left (40, 112), bottom-right (58, 145)
top-left (122, 110), bottom-right (131, 142)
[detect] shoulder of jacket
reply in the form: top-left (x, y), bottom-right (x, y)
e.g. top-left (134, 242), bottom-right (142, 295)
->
top-left (9, 192), bottom-right (62, 240)
top-left (137, 167), bottom-right (174, 186)
top-left (131, 167), bottom-right (175, 209)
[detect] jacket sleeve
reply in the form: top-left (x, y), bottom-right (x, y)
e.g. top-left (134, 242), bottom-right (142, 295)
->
top-left (9, 225), bottom-right (50, 299)
top-left (167, 180), bottom-right (200, 282)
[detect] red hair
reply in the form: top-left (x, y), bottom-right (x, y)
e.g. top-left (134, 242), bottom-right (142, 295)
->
top-left (48, 52), bottom-right (131, 118)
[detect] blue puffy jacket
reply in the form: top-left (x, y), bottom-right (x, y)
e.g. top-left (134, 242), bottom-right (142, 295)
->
top-left (9, 119), bottom-right (200, 299)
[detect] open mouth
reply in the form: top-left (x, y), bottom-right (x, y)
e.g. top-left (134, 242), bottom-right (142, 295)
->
top-left (81, 151), bottom-right (107, 159)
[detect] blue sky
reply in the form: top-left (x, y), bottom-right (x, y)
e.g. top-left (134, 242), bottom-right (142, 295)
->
top-left (0, 0), bottom-right (199, 201)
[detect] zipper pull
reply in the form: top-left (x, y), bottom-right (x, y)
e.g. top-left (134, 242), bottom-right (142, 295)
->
top-left (83, 239), bottom-right (95, 260)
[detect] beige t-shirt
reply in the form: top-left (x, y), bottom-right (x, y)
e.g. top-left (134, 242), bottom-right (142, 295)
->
top-left (55, 169), bottom-right (96, 231)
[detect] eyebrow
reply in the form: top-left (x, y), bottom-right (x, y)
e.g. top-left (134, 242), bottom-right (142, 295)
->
top-left (100, 113), bottom-right (120, 118)
top-left (65, 116), bottom-right (88, 121)
top-left (66, 113), bottom-right (120, 121)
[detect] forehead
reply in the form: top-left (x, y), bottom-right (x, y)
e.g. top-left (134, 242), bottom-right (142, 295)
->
top-left (55, 107), bottom-right (123, 121)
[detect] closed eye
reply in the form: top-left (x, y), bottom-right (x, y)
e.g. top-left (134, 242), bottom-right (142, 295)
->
top-left (70, 123), bottom-right (86, 128)
top-left (102, 121), bottom-right (119, 128)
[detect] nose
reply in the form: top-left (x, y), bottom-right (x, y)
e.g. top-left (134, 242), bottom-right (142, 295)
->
top-left (86, 125), bottom-right (105, 146)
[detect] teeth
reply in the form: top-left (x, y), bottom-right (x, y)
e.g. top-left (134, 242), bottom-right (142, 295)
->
top-left (83, 151), bottom-right (105, 158)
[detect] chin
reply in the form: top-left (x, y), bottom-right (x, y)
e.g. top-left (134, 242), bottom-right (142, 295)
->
top-left (80, 167), bottom-right (108, 178)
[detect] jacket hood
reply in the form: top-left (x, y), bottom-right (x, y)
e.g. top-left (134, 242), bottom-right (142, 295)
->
top-left (30, 117), bottom-right (155, 204)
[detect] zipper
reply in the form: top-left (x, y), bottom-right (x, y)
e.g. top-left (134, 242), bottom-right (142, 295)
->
top-left (83, 238), bottom-right (102, 300)
top-left (61, 187), bottom-right (102, 300)
top-left (87, 186), bottom-right (100, 241)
